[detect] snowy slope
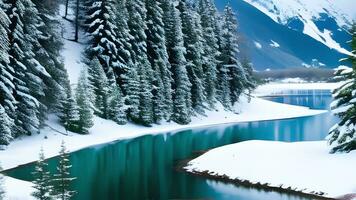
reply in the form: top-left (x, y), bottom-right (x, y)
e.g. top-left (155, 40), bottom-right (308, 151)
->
top-left (242, 0), bottom-right (353, 55)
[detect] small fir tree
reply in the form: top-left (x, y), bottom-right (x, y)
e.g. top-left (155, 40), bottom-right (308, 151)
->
top-left (31, 148), bottom-right (53, 200)
top-left (107, 84), bottom-right (127, 125)
top-left (51, 141), bottom-right (76, 200)
top-left (58, 79), bottom-right (80, 133)
top-left (87, 57), bottom-right (109, 118)
top-left (76, 70), bottom-right (94, 134)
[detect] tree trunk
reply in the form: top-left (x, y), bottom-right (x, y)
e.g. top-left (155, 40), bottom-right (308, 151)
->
top-left (74, 0), bottom-right (79, 42)
top-left (64, 0), bottom-right (69, 19)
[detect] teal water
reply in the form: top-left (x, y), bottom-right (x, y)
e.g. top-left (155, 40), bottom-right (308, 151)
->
top-left (5, 93), bottom-right (337, 200)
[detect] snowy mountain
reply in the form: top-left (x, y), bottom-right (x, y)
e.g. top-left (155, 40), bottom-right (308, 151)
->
top-left (243, 0), bottom-right (352, 55)
top-left (215, 0), bottom-right (354, 70)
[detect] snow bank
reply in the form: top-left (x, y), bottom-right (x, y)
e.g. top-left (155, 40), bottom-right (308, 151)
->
top-left (2, 176), bottom-right (34, 200)
top-left (254, 82), bottom-right (343, 96)
top-left (185, 140), bottom-right (356, 198)
top-left (0, 96), bottom-right (326, 171)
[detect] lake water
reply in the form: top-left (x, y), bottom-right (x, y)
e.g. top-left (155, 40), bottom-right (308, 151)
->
top-left (5, 92), bottom-right (338, 200)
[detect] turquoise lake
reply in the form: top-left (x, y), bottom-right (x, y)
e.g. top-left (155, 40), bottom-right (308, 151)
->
top-left (5, 92), bottom-right (337, 200)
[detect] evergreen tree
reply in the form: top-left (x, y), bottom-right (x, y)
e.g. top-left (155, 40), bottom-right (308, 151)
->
top-left (107, 84), bottom-right (127, 125)
top-left (32, 148), bottom-right (53, 200)
top-left (221, 5), bottom-right (248, 105)
top-left (52, 141), bottom-right (76, 200)
top-left (21, 0), bottom-right (53, 124)
top-left (124, 65), bottom-right (140, 123)
top-left (137, 63), bottom-right (154, 126)
top-left (6, 0), bottom-right (42, 136)
top-left (178, 0), bottom-right (206, 115)
top-left (87, 57), bottom-right (109, 118)
top-left (32, 0), bottom-right (69, 113)
top-left (241, 57), bottom-right (256, 93)
top-left (162, 0), bottom-right (192, 124)
top-left (58, 79), bottom-right (80, 133)
top-left (76, 70), bottom-right (94, 134)
top-left (328, 23), bottom-right (356, 153)
top-left (0, 104), bottom-right (12, 147)
top-left (84, 0), bottom-right (119, 84)
top-left (197, 0), bottom-right (219, 107)
top-left (112, 0), bottom-right (134, 88)
top-left (127, 0), bottom-right (154, 125)
top-left (0, 0), bottom-right (16, 121)
top-left (146, 0), bottom-right (173, 122)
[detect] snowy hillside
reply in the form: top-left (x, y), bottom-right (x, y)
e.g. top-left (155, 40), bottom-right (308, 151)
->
top-left (242, 0), bottom-right (353, 55)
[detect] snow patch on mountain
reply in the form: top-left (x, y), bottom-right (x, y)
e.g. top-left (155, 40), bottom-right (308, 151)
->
top-left (254, 41), bottom-right (262, 49)
top-left (242, 0), bottom-right (353, 55)
top-left (270, 40), bottom-right (280, 48)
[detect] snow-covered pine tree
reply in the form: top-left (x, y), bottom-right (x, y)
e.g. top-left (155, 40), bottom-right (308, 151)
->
top-left (21, 0), bottom-right (53, 125)
top-left (124, 65), bottom-right (140, 123)
top-left (84, 0), bottom-right (119, 85)
top-left (162, 0), bottom-right (192, 124)
top-left (58, 78), bottom-right (80, 133)
top-left (197, 0), bottom-right (219, 107)
top-left (241, 57), bottom-right (256, 93)
top-left (32, 0), bottom-right (69, 113)
top-left (137, 63), bottom-right (154, 126)
top-left (221, 5), bottom-right (248, 105)
top-left (0, 0), bottom-right (16, 124)
top-left (6, 0), bottom-right (42, 136)
top-left (0, 104), bottom-right (12, 147)
top-left (51, 141), bottom-right (76, 200)
top-left (87, 57), bottom-right (109, 119)
top-left (107, 84), bottom-right (127, 125)
top-left (145, 0), bottom-right (173, 122)
top-left (328, 23), bottom-right (356, 153)
top-left (31, 148), bottom-right (53, 200)
top-left (76, 70), bottom-right (94, 134)
top-left (112, 0), bottom-right (134, 88)
top-left (178, 0), bottom-right (206, 115)
top-left (126, 0), bottom-right (154, 125)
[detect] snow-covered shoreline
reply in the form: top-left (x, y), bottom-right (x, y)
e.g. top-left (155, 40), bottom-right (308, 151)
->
top-left (0, 96), bottom-right (326, 171)
top-left (184, 140), bottom-right (356, 199)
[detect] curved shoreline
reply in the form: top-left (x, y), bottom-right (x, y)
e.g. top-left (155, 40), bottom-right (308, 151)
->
top-left (177, 152), bottom-right (335, 200)
top-left (0, 96), bottom-right (326, 171)
top-left (2, 111), bottom-right (327, 174)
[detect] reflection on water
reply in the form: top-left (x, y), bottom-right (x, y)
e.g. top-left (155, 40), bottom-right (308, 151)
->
top-left (6, 94), bottom-right (337, 200)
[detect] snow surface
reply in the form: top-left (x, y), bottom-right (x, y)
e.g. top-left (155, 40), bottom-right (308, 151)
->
top-left (60, 4), bottom-right (86, 85)
top-left (2, 176), bottom-right (34, 200)
top-left (242, 0), bottom-right (353, 56)
top-left (185, 140), bottom-right (356, 198)
top-left (254, 82), bottom-right (343, 96)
